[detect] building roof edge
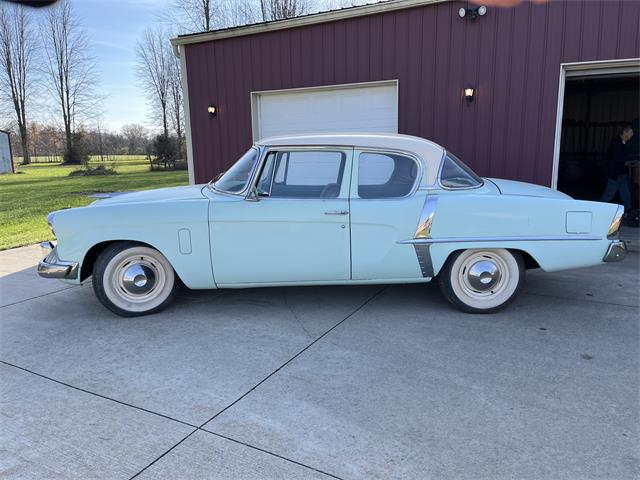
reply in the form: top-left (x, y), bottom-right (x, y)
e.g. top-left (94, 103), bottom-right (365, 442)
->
top-left (171, 0), bottom-right (448, 47)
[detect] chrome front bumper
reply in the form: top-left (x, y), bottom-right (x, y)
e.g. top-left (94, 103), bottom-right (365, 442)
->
top-left (37, 242), bottom-right (79, 279)
top-left (603, 240), bottom-right (627, 262)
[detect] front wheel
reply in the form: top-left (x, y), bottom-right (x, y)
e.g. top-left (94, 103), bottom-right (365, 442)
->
top-left (438, 249), bottom-right (525, 314)
top-left (93, 242), bottom-right (176, 317)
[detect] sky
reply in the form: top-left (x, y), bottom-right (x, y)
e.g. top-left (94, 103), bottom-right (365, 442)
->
top-left (73, 0), bottom-right (170, 132)
top-left (53, 0), bottom-right (366, 133)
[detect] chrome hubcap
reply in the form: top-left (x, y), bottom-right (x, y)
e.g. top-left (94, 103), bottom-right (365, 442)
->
top-left (466, 259), bottom-right (501, 291)
top-left (122, 263), bottom-right (156, 294)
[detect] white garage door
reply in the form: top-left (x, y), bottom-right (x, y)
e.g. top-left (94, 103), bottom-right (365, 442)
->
top-left (253, 81), bottom-right (398, 140)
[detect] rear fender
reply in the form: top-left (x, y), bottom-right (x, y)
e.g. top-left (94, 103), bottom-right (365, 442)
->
top-left (426, 192), bottom-right (619, 275)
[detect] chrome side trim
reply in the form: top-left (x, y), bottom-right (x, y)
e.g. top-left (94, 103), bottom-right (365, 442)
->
top-left (603, 240), bottom-right (626, 262)
top-left (413, 243), bottom-right (434, 278)
top-left (398, 235), bottom-right (602, 245)
top-left (37, 247), bottom-right (79, 280)
top-left (411, 196), bottom-right (438, 277)
top-left (607, 205), bottom-right (625, 239)
top-left (415, 196), bottom-right (438, 238)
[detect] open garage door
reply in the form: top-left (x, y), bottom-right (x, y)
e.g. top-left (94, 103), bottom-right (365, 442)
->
top-left (557, 74), bottom-right (639, 202)
top-left (251, 81), bottom-right (398, 141)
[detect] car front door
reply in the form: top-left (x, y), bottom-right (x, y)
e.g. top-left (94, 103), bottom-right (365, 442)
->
top-left (210, 147), bottom-right (353, 285)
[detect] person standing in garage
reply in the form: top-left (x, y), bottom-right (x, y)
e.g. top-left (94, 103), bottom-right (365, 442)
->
top-left (600, 125), bottom-right (633, 211)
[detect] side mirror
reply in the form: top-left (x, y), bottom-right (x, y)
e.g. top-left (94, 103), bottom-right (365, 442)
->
top-left (245, 185), bottom-right (260, 202)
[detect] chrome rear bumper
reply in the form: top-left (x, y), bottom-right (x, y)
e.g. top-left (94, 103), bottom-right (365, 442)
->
top-left (37, 242), bottom-right (79, 279)
top-left (603, 240), bottom-right (627, 262)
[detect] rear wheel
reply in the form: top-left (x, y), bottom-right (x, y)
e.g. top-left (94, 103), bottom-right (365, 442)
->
top-left (93, 242), bottom-right (176, 317)
top-left (438, 249), bottom-right (525, 313)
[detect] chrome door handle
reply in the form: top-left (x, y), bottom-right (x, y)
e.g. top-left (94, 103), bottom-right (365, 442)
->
top-left (324, 210), bottom-right (349, 215)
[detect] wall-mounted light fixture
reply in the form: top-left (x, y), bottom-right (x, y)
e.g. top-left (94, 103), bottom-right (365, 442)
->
top-left (464, 87), bottom-right (476, 103)
top-left (207, 105), bottom-right (217, 116)
top-left (459, 5), bottom-right (487, 20)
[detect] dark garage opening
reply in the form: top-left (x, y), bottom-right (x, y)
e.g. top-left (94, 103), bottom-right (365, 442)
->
top-left (557, 74), bottom-right (639, 203)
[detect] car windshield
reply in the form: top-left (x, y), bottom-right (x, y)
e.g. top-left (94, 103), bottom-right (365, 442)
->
top-left (212, 147), bottom-right (259, 193)
top-left (440, 151), bottom-right (483, 188)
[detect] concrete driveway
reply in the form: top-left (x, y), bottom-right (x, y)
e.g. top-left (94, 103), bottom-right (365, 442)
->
top-left (1, 244), bottom-right (638, 479)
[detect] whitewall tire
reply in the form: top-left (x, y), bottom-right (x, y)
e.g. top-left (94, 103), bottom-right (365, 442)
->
top-left (93, 242), bottom-right (176, 317)
top-left (438, 249), bottom-right (525, 313)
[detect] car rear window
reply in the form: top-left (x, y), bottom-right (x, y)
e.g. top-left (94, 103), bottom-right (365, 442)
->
top-left (357, 152), bottom-right (418, 199)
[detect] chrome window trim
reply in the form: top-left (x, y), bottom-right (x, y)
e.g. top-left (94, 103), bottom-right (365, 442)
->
top-left (398, 235), bottom-right (602, 245)
top-left (248, 145), bottom-right (352, 200)
top-left (352, 147), bottom-right (424, 200)
top-left (253, 149), bottom-right (278, 197)
top-left (436, 150), bottom-right (485, 191)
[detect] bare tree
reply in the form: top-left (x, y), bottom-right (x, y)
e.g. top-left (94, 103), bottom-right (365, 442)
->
top-left (41, 0), bottom-right (99, 164)
top-left (168, 52), bottom-right (184, 151)
top-left (164, 0), bottom-right (213, 33)
top-left (164, 0), bottom-right (356, 34)
top-left (221, 0), bottom-right (261, 27)
top-left (260, 0), bottom-right (310, 21)
top-left (0, 3), bottom-right (37, 165)
top-left (93, 116), bottom-right (106, 162)
top-left (121, 123), bottom-right (149, 155)
top-left (137, 26), bottom-right (171, 137)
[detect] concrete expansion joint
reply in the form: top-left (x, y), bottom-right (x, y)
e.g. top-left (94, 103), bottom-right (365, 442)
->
top-left (1, 288), bottom-right (385, 480)
top-left (198, 429), bottom-right (345, 480)
top-left (132, 287), bottom-right (386, 479)
top-left (199, 286), bottom-right (387, 426)
top-left (0, 360), bottom-right (199, 428)
top-left (0, 284), bottom-right (78, 309)
top-left (0, 359), bottom-right (342, 479)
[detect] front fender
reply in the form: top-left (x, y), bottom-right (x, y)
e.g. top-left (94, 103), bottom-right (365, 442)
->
top-left (52, 200), bottom-right (215, 289)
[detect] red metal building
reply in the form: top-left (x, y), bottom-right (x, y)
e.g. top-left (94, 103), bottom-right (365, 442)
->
top-left (171, 0), bottom-right (640, 201)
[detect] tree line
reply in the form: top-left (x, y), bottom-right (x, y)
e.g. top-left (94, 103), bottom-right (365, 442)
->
top-left (10, 122), bottom-right (151, 161)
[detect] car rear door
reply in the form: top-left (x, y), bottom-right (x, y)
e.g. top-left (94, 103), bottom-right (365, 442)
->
top-left (349, 149), bottom-right (426, 280)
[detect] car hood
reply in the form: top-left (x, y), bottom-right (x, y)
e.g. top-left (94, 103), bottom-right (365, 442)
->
top-left (92, 185), bottom-right (207, 205)
top-left (486, 178), bottom-right (571, 199)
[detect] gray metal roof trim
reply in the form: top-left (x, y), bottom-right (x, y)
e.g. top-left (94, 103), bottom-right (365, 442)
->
top-left (171, 0), bottom-right (447, 46)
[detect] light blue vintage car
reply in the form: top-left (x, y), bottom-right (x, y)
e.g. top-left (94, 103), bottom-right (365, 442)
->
top-left (39, 133), bottom-right (626, 317)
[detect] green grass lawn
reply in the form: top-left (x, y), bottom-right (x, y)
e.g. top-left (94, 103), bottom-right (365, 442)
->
top-left (0, 156), bottom-right (188, 250)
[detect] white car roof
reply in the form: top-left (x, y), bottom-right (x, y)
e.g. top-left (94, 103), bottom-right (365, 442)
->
top-left (256, 132), bottom-right (445, 185)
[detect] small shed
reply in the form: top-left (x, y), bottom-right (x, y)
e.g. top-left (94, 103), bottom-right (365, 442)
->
top-left (0, 130), bottom-right (15, 174)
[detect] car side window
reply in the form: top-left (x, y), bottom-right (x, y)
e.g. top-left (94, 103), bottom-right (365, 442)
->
top-left (357, 152), bottom-right (418, 199)
top-left (257, 150), bottom-right (346, 198)
top-left (439, 152), bottom-right (483, 188)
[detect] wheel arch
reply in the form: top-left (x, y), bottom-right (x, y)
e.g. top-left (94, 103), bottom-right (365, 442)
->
top-left (434, 246), bottom-right (541, 278)
top-left (80, 239), bottom-right (185, 284)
